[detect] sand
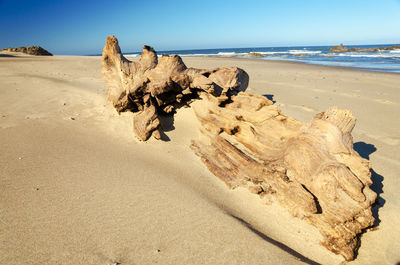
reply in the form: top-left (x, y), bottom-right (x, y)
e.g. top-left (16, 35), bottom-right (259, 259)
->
top-left (0, 53), bottom-right (399, 265)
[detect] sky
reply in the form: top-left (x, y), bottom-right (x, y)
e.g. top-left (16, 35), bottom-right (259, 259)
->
top-left (0, 0), bottom-right (399, 55)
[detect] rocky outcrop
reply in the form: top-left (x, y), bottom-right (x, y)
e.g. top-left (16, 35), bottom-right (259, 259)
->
top-left (330, 44), bottom-right (400, 53)
top-left (101, 35), bottom-right (248, 140)
top-left (350, 45), bottom-right (400, 52)
top-left (328, 44), bottom-right (349, 53)
top-left (247, 52), bottom-right (265, 57)
top-left (101, 35), bottom-right (377, 260)
top-left (2, 46), bottom-right (53, 56)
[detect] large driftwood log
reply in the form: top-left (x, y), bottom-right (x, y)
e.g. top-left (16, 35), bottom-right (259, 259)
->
top-left (191, 93), bottom-right (376, 260)
top-left (101, 36), bottom-right (376, 261)
top-left (102, 35), bottom-right (248, 140)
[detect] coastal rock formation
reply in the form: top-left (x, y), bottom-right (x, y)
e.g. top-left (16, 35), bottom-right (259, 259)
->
top-left (329, 44), bottom-right (400, 53)
top-left (2, 46), bottom-right (53, 56)
top-left (350, 47), bottom-right (377, 52)
top-left (101, 35), bottom-right (248, 140)
top-left (247, 52), bottom-right (265, 57)
top-left (350, 45), bottom-right (400, 52)
top-left (328, 43), bottom-right (349, 53)
top-left (101, 36), bottom-right (377, 260)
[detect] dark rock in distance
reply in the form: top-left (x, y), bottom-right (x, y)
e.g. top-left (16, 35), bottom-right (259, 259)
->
top-left (329, 44), bottom-right (400, 53)
top-left (328, 43), bottom-right (349, 53)
top-left (2, 46), bottom-right (53, 56)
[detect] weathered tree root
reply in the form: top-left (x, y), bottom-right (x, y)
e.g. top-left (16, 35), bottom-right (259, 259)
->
top-left (102, 35), bottom-right (248, 140)
top-left (101, 36), bottom-right (377, 261)
top-left (191, 93), bottom-right (376, 260)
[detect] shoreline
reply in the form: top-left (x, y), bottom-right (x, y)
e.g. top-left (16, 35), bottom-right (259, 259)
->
top-left (184, 55), bottom-right (400, 75)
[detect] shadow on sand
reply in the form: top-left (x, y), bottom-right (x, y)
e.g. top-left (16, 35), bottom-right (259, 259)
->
top-left (0, 54), bottom-right (17, 57)
top-left (263, 94), bottom-right (276, 103)
top-left (353, 141), bottom-right (385, 227)
top-left (158, 114), bottom-right (175, 141)
top-left (229, 214), bottom-right (321, 265)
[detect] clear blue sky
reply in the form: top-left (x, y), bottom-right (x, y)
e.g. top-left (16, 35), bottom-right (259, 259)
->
top-left (0, 0), bottom-right (399, 54)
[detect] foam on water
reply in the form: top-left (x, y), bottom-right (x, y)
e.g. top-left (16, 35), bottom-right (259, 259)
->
top-left (217, 52), bottom-right (248, 56)
top-left (217, 52), bottom-right (236, 56)
top-left (289, 50), bottom-right (322, 54)
top-left (260, 51), bottom-right (287, 55)
top-left (179, 53), bottom-right (212, 57)
top-left (328, 52), bottom-right (400, 58)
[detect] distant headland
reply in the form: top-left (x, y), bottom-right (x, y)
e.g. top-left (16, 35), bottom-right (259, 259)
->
top-left (1, 46), bottom-right (53, 56)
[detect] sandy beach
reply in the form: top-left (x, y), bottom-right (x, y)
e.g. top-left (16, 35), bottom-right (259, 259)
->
top-left (1, 54), bottom-right (399, 265)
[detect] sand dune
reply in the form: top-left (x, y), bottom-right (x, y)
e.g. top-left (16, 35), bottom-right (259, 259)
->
top-left (1, 55), bottom-right (399, 264)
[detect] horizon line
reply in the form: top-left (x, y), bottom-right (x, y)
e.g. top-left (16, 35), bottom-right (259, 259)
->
top-left (81, 42), bottom-right (400, 56)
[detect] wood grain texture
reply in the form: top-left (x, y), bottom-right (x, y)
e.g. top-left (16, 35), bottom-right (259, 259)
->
top-left (191, 93), bottom-right (376, 260)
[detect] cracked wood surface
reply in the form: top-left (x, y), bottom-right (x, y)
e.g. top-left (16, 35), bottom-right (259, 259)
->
top-left (191, 93), bottom-right (376, 260)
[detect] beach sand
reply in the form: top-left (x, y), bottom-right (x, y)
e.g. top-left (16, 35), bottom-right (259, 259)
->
top-left (1, 54), bottom-right (399, 265)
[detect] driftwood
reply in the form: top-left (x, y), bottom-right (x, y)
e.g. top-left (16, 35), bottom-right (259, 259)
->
top-left (191, 93), bottom-right (376, 260)
top-left (101, 36), bottom-right (377, 261)
top-left (101, 35), bottom-right (248, 140)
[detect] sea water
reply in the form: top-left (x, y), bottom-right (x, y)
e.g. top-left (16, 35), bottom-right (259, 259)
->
top-left (123, 44), bottom-right (400, 73)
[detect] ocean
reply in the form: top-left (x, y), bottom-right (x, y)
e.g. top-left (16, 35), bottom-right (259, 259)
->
top-left (123, 44), bottom-right (400, 73)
